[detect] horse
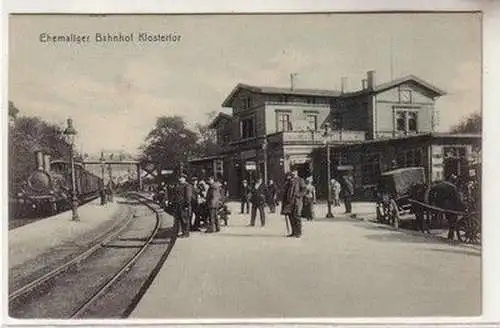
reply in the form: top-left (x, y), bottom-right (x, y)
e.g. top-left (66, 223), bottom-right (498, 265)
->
top-left (410, 180), bottom-right (465, 240)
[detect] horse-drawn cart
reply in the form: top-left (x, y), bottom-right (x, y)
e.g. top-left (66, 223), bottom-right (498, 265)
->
top-left (376, 167), bottom-right (426, 229)
top-left (376, 166), bottom-right (481, 245)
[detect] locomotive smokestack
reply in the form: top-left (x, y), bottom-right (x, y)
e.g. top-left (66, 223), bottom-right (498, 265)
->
top-left (35, 151), bottom-right (44, 170)
top-left (43, 154), bottom-right (51, 172)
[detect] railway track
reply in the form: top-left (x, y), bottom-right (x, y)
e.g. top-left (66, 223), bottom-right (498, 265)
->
top-left (9, 193), bottom-right (177, 319)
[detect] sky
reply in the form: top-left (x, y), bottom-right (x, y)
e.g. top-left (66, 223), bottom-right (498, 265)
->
top-left (8, 13), bottom-right (481, 156)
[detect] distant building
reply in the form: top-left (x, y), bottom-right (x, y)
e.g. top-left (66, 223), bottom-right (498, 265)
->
top-left (188, 70), bottom-right (480, 199)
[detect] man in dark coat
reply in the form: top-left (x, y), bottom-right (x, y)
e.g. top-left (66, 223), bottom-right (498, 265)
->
top-left (341, 173), bottom-right (354, 214)
top-left (250, 177), bottom-right (267, 226)
top-left (172, 173), bottom-right (193, 238)
top-left (240, 179), bottom-right (251, 214)
top-left (190, 177), bottom-right (201, 231)
top-left (281, 169), bottom-right (306, 238)
top-left (206, 176), bottom-right (223, 233)
top-left (266, 179), bottom-right (278, 213)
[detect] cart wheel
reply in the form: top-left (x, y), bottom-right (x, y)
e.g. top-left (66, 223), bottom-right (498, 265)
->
top-left (389, 199), bottom-right (400, 229)
top-left (457, 215), bottom-right (481, 245)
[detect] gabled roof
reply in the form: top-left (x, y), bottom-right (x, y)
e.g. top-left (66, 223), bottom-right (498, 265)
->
top-left (208, 112), bottom-right (232, 129)
top-left (373, 75), bottom-right (446, 96)
top-left (341, 75), bottom-right (446, 98)
top-left (222, 75), bottom-right (446, 107)
top-left (222, 83), bottom-right (341, 107)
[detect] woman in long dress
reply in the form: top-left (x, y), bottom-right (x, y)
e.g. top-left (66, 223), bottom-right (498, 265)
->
top-left (303, 177), bottom-right (316, 221)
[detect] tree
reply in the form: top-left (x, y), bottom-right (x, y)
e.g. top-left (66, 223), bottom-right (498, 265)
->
top-left (8, 101), bottom-right (19, 122)
top-left (140, 116), bottom-right (199, 172)
top-left (451, 112), bottom-right (481, 133)
top-left (194, 111), bottom-right (223, 157)
top-left (8, 106), bottom-right (74, 194)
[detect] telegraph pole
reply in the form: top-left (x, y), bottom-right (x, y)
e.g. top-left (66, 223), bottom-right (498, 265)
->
top-left (290, 73), bottom-right (298, 90)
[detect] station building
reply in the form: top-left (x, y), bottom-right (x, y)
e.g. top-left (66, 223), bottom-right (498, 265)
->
top-left (188, 71), bottom-right (481, 200)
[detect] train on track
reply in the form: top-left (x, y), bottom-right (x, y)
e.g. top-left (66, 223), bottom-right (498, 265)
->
top-left (11, 151), bottom-right (103, 218)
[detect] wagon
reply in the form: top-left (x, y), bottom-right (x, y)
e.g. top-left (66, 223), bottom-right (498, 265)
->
top-left (375, 167), bottom-right (426, 229)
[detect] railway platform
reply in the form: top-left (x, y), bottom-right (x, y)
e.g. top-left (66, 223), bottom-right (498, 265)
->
top-left (9, 197), bottom-right (126, 270)
top-left (131, 201), bottom-right (480, 318)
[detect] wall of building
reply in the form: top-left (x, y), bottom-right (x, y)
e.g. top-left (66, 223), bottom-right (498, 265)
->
top-left (265, 103), bottom-right (331, 135)
top-left (335, 94), bottom-right (371, 134)
top-left (374, 83), bottom-right (436, 138)
top-left (230, 89), bottom-right (267, 115)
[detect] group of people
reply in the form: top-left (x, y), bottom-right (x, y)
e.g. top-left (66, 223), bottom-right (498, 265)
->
top-left (167, 168), bottom-right (355, 239)
top-left (239, 169), bottom-right (355, 238)
top-left (169, 174), bottom-right (230, 238)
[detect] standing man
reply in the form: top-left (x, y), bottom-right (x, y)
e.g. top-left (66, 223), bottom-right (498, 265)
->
top-left (190, 176), bottom-right (201, 231)
top-left (331, 177), bottom-right (342, 207)
top-left (341, 172), bottom-right (354, 214)
top-left (206, 176), bottom-right (222, 233)
top-left (250, 176), bottom-right (267, 226)
top-left (281, 169), bottom-right (306, 238)
top-left (266, 179), bottom-right (278, 213)
top-left (173, 173), bottom-right (193, 238)
top-left (240, 179), bottom-right (251, 214)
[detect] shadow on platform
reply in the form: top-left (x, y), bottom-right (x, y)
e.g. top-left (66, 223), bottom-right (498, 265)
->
top-left (429, 247), bottom-right (481, 257)
top-left (213, 232), bottom-right (286, 239)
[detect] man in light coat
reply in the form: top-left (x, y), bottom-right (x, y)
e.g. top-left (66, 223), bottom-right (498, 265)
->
top-left (206, 176), bottom-right (222, 233)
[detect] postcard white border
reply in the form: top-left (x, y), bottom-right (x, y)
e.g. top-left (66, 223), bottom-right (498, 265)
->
top-left (1, 0), bottom-right (499, 326)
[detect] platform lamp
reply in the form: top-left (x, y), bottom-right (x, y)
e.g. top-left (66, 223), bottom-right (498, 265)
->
top-left (63, 118), bottom-right (79, 221)
top-left (100, 152), bottom-right (107, 205)
top-left (323, 122), bottom-right (334, 218)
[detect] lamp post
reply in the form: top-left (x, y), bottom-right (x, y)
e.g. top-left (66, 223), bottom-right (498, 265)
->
top-left (323, 122), bottom-right (334, 218)
top-left (108, 159), bottom-right (114, 202)
top-left (262, 139), bottom-right (268, 184)
top-left (64, 118), bottom-right (79, 221)
top-left (100, 152), bottom-right (107, 205)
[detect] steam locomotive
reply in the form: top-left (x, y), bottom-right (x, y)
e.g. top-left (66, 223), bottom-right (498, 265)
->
top-left (12, 151), bottom-right (103, 218)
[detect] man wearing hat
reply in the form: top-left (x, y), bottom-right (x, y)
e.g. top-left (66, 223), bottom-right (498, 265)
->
top-left (281, 169), bottom-right (306, 238)
top-left (240, 179), bottom-right (251, 214)
top-left (172, 173), bottom-right (193, 238)
top-left (190, 176), bottom-right (201, 231)
top-left (206, 176), bottom-right (223, 233)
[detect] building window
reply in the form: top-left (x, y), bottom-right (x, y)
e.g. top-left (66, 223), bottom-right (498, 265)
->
top-left (396, 112), bottom-right (406, 132)
top-left (277, 112), bottom-right (292, 132)
top-left (361, 153), bottom-right (381, 185)
top-left (408, 112), bottom-right (418, 132)
top-left (243, 97), bottom-right (252, 109)
top-left (399, 89), bottom-right (412, 103)
top-left (306, 114), bottom-right (318, 131)
top-left (240, 117), bottom-right (255, 139)
top-left (306, 97), bottom-right (316, 104)
top-left (279, 95), bottom-right (289, 103)
top-left (395, 110), bottom-right (418, 134)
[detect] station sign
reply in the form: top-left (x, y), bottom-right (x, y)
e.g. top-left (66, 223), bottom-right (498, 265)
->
top-left (245, 161), bottom-right (257, 171)
top-left (161, 169), bottom-right (174, 175)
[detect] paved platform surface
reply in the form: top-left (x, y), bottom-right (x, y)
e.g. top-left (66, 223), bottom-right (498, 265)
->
top-left (9, 198), bottom-right (124, 269)
top-left (132, 201), bottom-right (481, 318)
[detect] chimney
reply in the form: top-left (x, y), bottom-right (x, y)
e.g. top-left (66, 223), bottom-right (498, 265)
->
top-left (35, 151), bottom-right (44, 170)
top-left (367, 70), bottom-right (376, 90)
top-left (340, 77), bottom-right (347, 94)
top-left (43, 154), bottom-right (51, 172)
top-left (362, 79), bottom-right (368, 90)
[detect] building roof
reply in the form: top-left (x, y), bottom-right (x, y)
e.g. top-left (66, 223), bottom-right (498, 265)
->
top-left (222, 83), bottom-right (342, 107)
top-left (208, 112), bottom-right (232, 129)
top-left (222, 75), bottom-right (446, 107)
top-left (328, 132), bottom-right (481, 148)
top-left (188, 154), bottom-right (225, 164)
top-left (342, 75), bottom-right (447, 97)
